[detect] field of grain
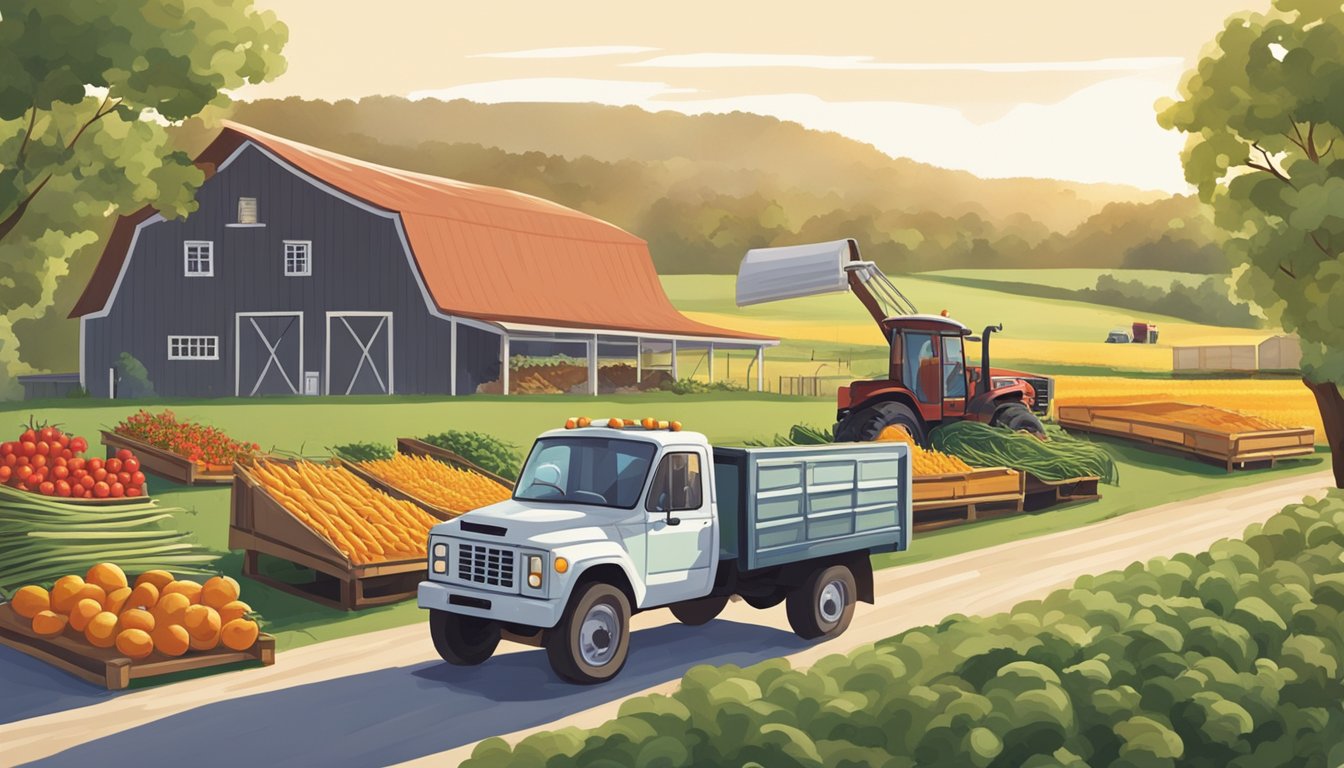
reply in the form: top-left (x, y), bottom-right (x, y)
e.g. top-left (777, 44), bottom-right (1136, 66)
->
top-left (1053, 375), bottom-right (1324, 439)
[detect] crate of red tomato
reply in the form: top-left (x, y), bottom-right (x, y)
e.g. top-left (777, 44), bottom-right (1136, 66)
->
top-left (103, 410), bottom-right (259, 486)
top-left (1, 423), bottom-right (148, 501)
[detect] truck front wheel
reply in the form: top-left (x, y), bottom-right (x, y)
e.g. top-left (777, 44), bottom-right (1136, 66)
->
top-left (546, 582), bottom-right (631, 684)
top-left (786, 565), bottom-right (856, 640)
top-left (429, 610), bottom-right (500, 665)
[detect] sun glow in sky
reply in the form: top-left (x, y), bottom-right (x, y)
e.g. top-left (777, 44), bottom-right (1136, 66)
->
top-left (245, 0), bottom-right (1259, 192)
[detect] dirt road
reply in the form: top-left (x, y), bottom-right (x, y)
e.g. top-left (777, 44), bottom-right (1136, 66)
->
top-left (4, 471), bottom-right (1333, 768)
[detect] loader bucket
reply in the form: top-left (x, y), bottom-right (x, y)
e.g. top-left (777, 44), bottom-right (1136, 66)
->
top-left (736, 239), bottom-right (853, 307)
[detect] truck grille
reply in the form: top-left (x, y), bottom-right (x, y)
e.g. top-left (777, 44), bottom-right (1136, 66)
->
top-left (1021, 376), bottom-right (1053, 414)
top-left (456, 543), bottom-right (515, 589)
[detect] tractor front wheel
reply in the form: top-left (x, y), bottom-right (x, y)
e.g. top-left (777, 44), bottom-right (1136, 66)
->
top-left (992, 402), bottom-right (1045, 436)
top-left (835, 401), bottom-right (926, 446)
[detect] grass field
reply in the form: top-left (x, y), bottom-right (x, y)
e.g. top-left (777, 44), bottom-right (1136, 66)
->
top-left (663, 274), bottom-right (1271, 373)
top-left (1, 394), bottom-right (1329, 660)
top-left (923, 268), bottom-right (1210, 290)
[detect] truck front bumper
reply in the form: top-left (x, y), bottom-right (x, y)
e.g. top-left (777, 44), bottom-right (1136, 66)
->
top-left (417, 581), bottom-right (562, 629)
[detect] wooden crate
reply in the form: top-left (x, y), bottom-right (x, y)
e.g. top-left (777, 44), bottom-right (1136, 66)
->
top-left (396, 438), bottom-right (517, 489)
top-left (101, 430), bottom-right (234, 485)
top-left (912, 467), bottom-right (1025, 532)
top-left (0, 604), bottom-right (273, 691)
top-left (333, 457), bottom-right (462, 521)
top-left (229, 461), bottom-right (427, 611)
top-left (1058, 402), bottom-right (1315, 470)
top-left (1023, 474), bottom-right (1101, 512)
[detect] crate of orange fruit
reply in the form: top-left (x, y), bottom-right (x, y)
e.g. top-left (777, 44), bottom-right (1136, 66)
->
top-left (0, 563), bottom-right (274, 690)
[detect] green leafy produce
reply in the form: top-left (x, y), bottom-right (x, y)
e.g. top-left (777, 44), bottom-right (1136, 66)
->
top-left (330, 442), bottom-right (394, 463)
top-left (931, 420), bottom-right (1118, 485)
top-left (419, 431), bottom-right (521, 481)
top-left (0, 484), bottom-right (215, 595)
top-left (465, 491), bottom-right (1344, 768)
top-left (658, 378), bottom-right (744, 395)
top-left (743, 423), bottom-right (833, 448)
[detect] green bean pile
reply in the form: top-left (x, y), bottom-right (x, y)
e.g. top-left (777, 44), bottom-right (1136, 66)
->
top-left (931, 421), bottom-right (1119, 485)
top-left (0, 484), bottom-right (215, 596)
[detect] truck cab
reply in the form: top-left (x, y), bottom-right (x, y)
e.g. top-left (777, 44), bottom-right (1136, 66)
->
top-left (418, 419), bottom-right (911, 683)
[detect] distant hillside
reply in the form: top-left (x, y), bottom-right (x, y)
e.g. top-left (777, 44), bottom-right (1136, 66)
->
top-left (229, 97), bottom-right (1163, 234)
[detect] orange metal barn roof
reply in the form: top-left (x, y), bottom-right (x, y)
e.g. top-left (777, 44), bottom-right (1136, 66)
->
top-left (72, 123), bottom-right (773, 343)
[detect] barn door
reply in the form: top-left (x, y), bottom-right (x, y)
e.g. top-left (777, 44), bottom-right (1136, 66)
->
top-left (236, 313), bottom-right (304, 397)
top-left (326, 312), bottom-right (393, 395)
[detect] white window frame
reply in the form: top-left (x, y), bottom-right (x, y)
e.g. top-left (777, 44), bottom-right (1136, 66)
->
top-left (167, 335), bottom-right (219, 361)
top-left (284, 240), bottom-right (312, 277)
top-left (183, 240), bottom-right (214, 277)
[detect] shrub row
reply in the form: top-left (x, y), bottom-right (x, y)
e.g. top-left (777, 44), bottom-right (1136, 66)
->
top-left (467, 490), bottom-right (1344, 768)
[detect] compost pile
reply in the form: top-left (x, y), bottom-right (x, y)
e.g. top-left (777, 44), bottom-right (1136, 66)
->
top-left (932, 421), bottom-right (1119, 484)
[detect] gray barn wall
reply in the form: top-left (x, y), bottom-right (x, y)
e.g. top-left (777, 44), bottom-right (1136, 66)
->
top-left (83, 143), bottom-right (502, 397)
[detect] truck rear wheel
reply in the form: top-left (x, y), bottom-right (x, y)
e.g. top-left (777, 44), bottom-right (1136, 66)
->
top-left (546, 582), bottom-right (631, 684)
top-left (669, 595), bottom-right (729, 625)
top-left (429, 609), bottom-right (500, 665)
top-left (835, 401), bottom-right (926, 446)
top-left (786, 564), bottom-right (856, 640)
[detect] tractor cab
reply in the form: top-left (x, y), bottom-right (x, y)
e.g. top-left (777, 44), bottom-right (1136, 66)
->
top-left (736, 238), bottom-right (1052, 444)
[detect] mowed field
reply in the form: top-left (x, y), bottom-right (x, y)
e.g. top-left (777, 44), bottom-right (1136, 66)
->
top-left (662, 272), bottom-right (1325, 439)
top-left (665, 273), bottom-right (1269, 374)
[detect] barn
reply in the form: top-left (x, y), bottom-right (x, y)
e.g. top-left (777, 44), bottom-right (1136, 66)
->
top-left (70, 123), bottom-right (774, 398)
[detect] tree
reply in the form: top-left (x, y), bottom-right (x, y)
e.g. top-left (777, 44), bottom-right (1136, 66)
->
top-left (0, 1), bottom-right (287, 394)
top-left (1158, 0), bottom-right (1344, 486)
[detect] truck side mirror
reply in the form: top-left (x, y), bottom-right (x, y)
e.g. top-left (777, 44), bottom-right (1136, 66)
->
top-left (666, 511), bottom-right (681, 526)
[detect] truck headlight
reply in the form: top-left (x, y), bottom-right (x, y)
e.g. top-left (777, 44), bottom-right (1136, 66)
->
top-left (430, 542), bottom-right (448, 574)
top-left (433, 543), bottom-right (447, 558)
top-left (432, 559), bottom-right (447, 574)
top-left (527, 555), bottom-right (543, 589)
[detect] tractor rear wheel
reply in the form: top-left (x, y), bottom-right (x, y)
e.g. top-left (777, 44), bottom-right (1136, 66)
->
top-left (992, 402), bottom-right (1045, 436)
top-left (835, 401), bottom-right (926, 445)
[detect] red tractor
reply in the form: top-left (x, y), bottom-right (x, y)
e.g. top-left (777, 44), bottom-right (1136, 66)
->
top-left (737, 239), bottom-right (1053, 444)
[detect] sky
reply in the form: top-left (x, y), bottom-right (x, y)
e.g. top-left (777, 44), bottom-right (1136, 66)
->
top-left (242, 0), bottom-right (1260, 192)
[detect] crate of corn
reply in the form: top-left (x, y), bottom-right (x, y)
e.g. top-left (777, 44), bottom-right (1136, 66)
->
top-left (339, 452), bottom-right (512, 520)
top-left (874, 427), bottom-right (1025, 510)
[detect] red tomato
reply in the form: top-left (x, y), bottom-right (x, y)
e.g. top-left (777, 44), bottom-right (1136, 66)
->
top-left (123, 457), bottom-right (140, 474)
top-left (70, 437), bottom-right (88, 454)
top-left (57, 435), bottom-right (70, 449)
top-left (24, 473), bottom-right (43, 489)
top-left (79, 475), bottom-right (95, 490)
top-left (131, 471), bottom-right (146, 487)
top-left (19, 441), bottom-right (36, 457)
top-left (60, 448), bottom-right (72, 460)
top-left (93, 481), bottom-right (110, 498)
top-left (38, 481), bottom-right (54, 495)
top-left (117, 471), bottom-right (131, 485)
top-left (69, 457), bottom-right (85, 471)
top-left (0, 466), bottom-right (9, 482)
top-left (92, 468), bottom-right (108, 482)
top-left (109, 482), bottom-right (125, 498)
top-left (20, 429), bottom-right (35, 443)
top-left (51, 466), bottom-right (69, 480)
top-left (15, 465), bottom-right (32, 482)
top-left (126, 486), bottom-right (142, 497)
top-left (38, 427), bottom-right (55, 442)
top-left (55, 480), bottom-right (71, 497)
top-left (106, 458), bottom-right (122, 474)
top-left (116, 448), bottom-right (134, 462)
top-left (14, 456), bottom-right (26, 467)
top-left (3, 453), bottom-right (15, 467)
top-left (0, 442), bottom-right (11, 456)
top-left (87, 457), bottom-right (102, 472)
top-left (34, 441), bottom-right (50, 456)
top-left (30, 454), bottom-right (46, 469)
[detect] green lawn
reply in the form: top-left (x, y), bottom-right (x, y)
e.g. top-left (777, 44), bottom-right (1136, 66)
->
top-left (3, 395), bottom-right (1329, 659)
top-left (921, 268), bottom-right (1210, 291)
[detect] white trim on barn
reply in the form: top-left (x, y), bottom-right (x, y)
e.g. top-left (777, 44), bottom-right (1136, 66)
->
top-left (235, 311), bottom-right (305, 397)
top-left (324, 311), bottom-right (394, 396)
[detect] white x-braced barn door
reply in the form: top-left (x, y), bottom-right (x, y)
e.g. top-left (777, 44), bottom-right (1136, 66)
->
top-left (235, 312), bottom-right (304, 397)
top-left (325, 312), bottom-right (393, 395)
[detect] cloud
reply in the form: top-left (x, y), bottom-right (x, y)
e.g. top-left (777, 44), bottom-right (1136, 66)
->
top-left (628, 52), bottom-right (1183, 73)
top-left (408, 78), bottom-right (696, 106)
top-left (471, 45), bottom-right (660, 59)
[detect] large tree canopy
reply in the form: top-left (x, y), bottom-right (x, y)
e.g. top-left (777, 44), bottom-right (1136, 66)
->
top-left (1158, 0), bottom-right (1344, 485)
top-left (0, 0), bottom-right (286, 393)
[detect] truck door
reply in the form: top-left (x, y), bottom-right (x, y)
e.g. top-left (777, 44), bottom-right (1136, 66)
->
top-left (643, 448), bottom-right (715, 606)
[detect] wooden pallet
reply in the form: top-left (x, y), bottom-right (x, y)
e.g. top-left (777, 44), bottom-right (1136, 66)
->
top-left (395, 438), bottom-right (517, 489)
top-left (0, 604), bottom-right (273, 690)
top-left (229, 462), bottom-right (427, 611)
top-left (1057, 402), bottom-right (1315, 471)
top-left (102, 430), bottom-right (234, 485)
top-left (334, 457), bottom-right (464, 521)
top-left (911, 467), bottom-right (1025, 532)
top-left (1023, 474), bottom-right (1101, 512)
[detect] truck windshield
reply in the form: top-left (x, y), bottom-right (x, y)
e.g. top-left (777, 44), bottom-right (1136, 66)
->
top-left (514, 437), bottom-right (658, 509)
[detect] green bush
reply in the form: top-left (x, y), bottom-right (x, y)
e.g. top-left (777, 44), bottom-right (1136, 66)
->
top-left (113, 352), bottom-right (155, 398)
top-left (329, 442), bottom-right (393, 462)
top-left (466, 491), bottom-right (1344, 767)
top-left (658, 378), bottom-right (744, 395)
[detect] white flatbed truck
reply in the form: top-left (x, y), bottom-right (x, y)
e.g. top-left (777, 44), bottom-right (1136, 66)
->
top-left (418, 418), bottom-right (912, 683)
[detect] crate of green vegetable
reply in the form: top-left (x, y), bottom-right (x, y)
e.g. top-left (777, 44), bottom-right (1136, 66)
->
top-left (931, 421), bottom-right (1118, 486)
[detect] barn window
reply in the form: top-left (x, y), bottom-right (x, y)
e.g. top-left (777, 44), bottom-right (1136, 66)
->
top-left (284, 240), bottom-right (312, 276)
top-left (184, 241), bottom-right (214, 276)
top-left (167, 335), bottom-right (219, 360)
top-left (237, 197), bottom-right (258, 225)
